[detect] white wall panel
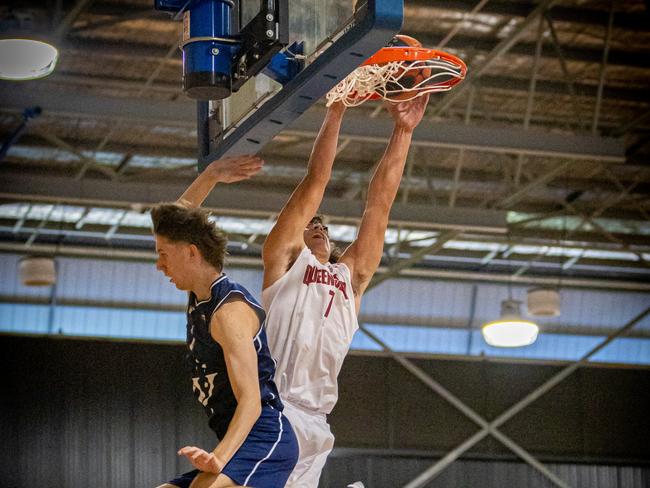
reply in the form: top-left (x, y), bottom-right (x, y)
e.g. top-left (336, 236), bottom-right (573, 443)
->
top-left (2, 253), bottom-right (649, 364)
top-left (0, 254), bottom-right (52, 299)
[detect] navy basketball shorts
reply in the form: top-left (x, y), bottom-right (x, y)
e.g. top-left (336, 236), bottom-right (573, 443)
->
top-left (167, 405), bottom-right (298, 488)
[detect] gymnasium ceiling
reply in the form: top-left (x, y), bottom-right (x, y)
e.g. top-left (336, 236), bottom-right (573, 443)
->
top-left (0, 0), bottom-right (649, 292)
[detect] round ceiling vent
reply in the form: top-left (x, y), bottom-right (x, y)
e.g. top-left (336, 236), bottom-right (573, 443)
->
top-left (527, 287), bottom-right (560, 317)
top-left (19, 256), bottom-right (56, 286)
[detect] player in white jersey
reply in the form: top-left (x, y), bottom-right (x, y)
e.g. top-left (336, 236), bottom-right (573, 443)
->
top-left (261, 95), bottom-right (429, 487)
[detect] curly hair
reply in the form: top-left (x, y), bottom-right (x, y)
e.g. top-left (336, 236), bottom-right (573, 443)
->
top-left (151, 203), bottom-right (228, 271)
top-left (309, 215), bottom-right (342, 263)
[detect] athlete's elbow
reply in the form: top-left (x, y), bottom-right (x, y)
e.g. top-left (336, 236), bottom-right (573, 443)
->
top-left (238, 392), bottom-right (262, 419)
top-left (251, 400), bottom-right (262, 419)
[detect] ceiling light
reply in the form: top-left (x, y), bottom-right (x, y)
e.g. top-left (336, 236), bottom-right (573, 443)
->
top-left (482, 299), bottom-right (539, 348)
top-left (0, 38), bottom-right (58, 80)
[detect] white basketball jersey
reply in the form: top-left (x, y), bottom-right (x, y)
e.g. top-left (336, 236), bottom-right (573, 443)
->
top-left (262, 246), bottom-right (358, 414)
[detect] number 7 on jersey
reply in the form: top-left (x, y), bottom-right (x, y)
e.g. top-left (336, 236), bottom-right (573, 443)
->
top-left (324, 290), bottom-right (335, 318)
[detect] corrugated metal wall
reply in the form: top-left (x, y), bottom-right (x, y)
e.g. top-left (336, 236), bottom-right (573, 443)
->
top-left (322, 456), bottom-right (650, 488)
top-left (2, 336), bottom-right (649, 488)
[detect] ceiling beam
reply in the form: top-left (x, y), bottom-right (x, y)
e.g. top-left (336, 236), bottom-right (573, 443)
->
top-left (1, 242), bottom-right (648, 292)
top-left (477, 75), bottom-right (649, 105)
top-left (60, 34), bottom-right (650, 71)
top-left (0, 169), bottom-right (508, 234)
top-left (0, 86), bottom-right (626, 162)
top-left (3, 150), bottom-right (647, 224)
top-left (38, 64), bottom-right (650, 106)
top-left (53, 0), bottom-right (95, 39)
top-left (83, 1), bottom-right (650, 33)
top-left (408, 0), bottom-right (650, 32)
top-left (409, 34), bottom-right (650, 70)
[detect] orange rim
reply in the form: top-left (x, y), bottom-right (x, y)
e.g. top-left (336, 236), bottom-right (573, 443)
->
top-left (361, 46), bottom-right (467, 78)
top-left (352, 46), bottom-right (467, 100)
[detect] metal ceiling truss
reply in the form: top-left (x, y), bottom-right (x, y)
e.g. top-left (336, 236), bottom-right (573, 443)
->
top-left (53, 0), bottom-right (95, 40)
top-left (409, 0), bottom-right (650, 32)
top-left (1, 156), bottom-right (647, 284)
top-left (430, 0), bottom-right (559, 117)
top-left (0, 86), bottom-right (627, 162)
top-left (1, 199), bottom-right (647, 289)
top-left (361, 153), bottom-right (647, 288)
top-left (510, 169), bottom-right (648, 277)
top-left (0, 1), bottom-right (647, 298)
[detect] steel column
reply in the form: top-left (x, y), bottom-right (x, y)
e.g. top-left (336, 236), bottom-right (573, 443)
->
top-left (591, 1), bottom-right (615, 135)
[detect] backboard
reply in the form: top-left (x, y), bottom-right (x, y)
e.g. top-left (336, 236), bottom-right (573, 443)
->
top-left (221, 0), bottom-right (355, 124)
top-left (197, 0), bottom-right (403, 170)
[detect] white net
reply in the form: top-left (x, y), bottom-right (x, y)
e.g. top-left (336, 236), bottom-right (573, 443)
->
top-left (326, 58), bottom-right (465, 107)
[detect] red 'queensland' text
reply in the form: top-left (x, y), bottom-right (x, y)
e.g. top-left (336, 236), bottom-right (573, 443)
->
top-left (302, 265), bottom-right (349, 299)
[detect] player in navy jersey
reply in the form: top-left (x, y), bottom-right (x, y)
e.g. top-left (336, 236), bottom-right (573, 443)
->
top-left (152, 156), bottom-right (298, 488)
top-left (261, 96), bottom-right (429, 487)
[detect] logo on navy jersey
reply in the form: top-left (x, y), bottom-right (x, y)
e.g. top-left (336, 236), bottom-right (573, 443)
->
top-left (192, 372), bottom-right (218, 407)
top-left (302, 264), bottom-right (349, 299)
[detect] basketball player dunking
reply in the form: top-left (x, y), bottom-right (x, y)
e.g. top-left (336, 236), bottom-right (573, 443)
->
top-left (261, 95), bottom-right (429, 487)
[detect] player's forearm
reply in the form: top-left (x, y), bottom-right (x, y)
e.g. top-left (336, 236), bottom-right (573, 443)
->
top-left (268, 106), bottom-right (346, 238)
top-left (212, 396), bottom-right (262, 466)
top-left (305, 105), bottom-right (345, 182)
top-left (366, 126), bottom-right (413, 210)
top-left (177, 167), bottom-right (221, 208)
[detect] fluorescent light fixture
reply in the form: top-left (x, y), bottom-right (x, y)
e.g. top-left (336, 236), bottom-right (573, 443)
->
top-left (482, 299), bottom-right (539, 348)
top-left (0, 38), bottom-right (58, 80)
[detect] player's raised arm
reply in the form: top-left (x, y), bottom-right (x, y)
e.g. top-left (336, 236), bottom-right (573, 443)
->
top-left (262, 103), bottom-right (346, 288)
top-left (340, 94), bottom-right (429, 311)
top-left (177, 155), bottom-right (264, 209)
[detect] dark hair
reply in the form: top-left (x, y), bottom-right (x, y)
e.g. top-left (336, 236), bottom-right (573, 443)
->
top-left (309, 215), bottom-right (342, 263)
top-left (151, 203), bottom-right (228, 271)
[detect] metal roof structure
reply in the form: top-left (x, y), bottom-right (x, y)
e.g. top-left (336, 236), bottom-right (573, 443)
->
top-left (1, 0), bottom-right (648, 291)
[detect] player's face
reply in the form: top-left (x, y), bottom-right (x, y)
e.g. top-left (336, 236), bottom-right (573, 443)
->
top-left (303, 220), bottom-right (330, 256)
top-left (154, 234), bottom-right (193, 291)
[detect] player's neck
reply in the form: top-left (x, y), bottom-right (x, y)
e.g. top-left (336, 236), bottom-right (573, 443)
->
top-left (307, 244), bottom-right (330, 264)
top-left (312, 250), bottom-right (329, 264)
top-left (192, 267), bottom-right (222, 302)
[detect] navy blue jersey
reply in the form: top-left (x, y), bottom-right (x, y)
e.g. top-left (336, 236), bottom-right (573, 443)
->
top-left (186, 274), bottom-right (283, 439)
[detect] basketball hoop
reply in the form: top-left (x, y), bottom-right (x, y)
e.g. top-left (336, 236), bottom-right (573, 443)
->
top-left (326, 35), bottom-right (467, 107)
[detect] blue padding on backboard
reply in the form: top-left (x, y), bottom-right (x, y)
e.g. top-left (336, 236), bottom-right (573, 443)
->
top-left (198, 0), bottom-right (404, 169)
